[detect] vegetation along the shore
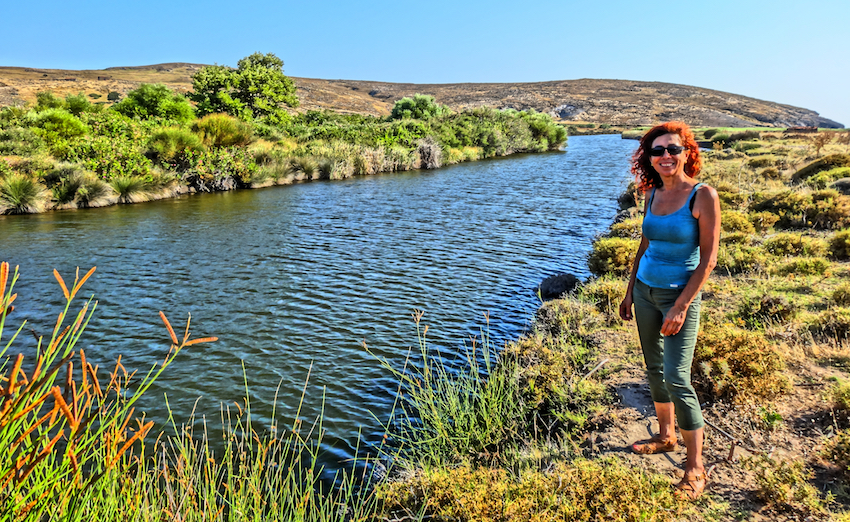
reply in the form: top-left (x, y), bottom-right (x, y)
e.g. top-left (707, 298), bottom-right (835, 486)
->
top-left (0, 52), bottom-right (566, 215)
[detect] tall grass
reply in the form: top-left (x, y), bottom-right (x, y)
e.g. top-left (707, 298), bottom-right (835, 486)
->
top-left (109, 175), bottom-right (150, 204)
top-left (368, 311), bottom-right (525, 468)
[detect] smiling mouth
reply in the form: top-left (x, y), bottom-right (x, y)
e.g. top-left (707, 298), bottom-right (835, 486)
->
top-left (659, 161), bottom-right (676, 168)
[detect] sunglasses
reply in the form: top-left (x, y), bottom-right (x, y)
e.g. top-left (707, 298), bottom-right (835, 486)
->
top-left (649, 145), bottom-right (687, 157)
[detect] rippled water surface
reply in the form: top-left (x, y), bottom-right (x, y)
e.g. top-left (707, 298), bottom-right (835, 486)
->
top-left (1, 134), bottom-right (637, 471)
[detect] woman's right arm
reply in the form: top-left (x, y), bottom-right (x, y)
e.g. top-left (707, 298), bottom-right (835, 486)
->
top-left (619, 234), bottom-right (648, 321)
top-left (619, 195), bottom-right (650, 321)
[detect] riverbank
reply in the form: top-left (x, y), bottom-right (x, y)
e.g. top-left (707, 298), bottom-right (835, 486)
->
top-left (374, 128), bottom-right (850, 520)
top-left (0, 88), bottom-right (566, 215)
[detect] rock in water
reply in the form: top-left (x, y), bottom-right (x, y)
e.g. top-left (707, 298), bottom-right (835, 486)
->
top-left (538, 273), bottom-right (579, 300)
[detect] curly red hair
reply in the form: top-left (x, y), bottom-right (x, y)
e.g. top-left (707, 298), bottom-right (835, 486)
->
top-left (631, 121), bottom-right (702, 192)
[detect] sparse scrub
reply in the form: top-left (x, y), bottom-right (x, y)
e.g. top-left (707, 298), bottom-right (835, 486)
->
top-left (607, 216), bottom-right (642, 239)
top-left (579, 276), bottom-right (627, 317)
top-left (749, 211), bottom-right (780, 232)
top-left (716, 243), bottom-right (768, 274)
top-left (748, 156), bottom-right (774, 169)
top-left (738, 293), bottom-right (798, 328)
top-left (830, 229), bottom-right (850, 259)
top-left (722, 210), bottom-right (755, 234)
top-left (776, 257), bottom-right (831, 276)
top-left (822, 429), bottom-right (850, 481)
top-left (808, 307), bottom-right (850, 340)
top-left (147, 126), bottom-right (206, 162)
top-left (833, 284), bottom-right (850, 306)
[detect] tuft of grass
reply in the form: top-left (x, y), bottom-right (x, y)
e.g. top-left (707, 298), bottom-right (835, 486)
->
top-left (0, 173), bottom-right (49, 214)
top-left (109, 175), bottom-right (151, 204)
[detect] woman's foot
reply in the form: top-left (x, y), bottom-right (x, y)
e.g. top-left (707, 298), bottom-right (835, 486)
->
top-left (674, 469), bottom-right (707, 500)
top-left (631, 435), bottom-right (678, 454)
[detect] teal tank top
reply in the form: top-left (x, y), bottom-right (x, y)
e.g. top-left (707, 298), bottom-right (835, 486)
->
top-left (636, 183), bottom-right (702, 289)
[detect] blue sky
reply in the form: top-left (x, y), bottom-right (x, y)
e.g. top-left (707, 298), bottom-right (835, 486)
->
top-left (4, 0), bottom-right (848, 126)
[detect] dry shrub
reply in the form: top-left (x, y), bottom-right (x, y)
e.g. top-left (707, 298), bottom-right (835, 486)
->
top-left (721, 232), bottom-right (753, 245)
top-left (832, 380), bottom-right (850, 415)
top-left (776, 257), bottom-right (831, 276)
top-left (760, 167), bottom-right (781, 180)
top-left (745, 456), bottom-right (830, 517)
top-left (534, 298), bottom-right (604, 339)
top-left (749, 211), bottom-right (780, 232)
top-left (833, 284), bottom-right (850, 306)
top-left (792, 153), bottom-right (850, 182)
top-left (722, 210), bottom-right (755, 234)
top-left (607, 217), bottom-right (642, 240)
top-left (748, 156), bottom-right (775, 169)
top-left (808, 307), bottom-right (850, 340)
top-left (715, 244), bottom-right (768, 274)
top-left (829, 229), bottom-right (850, 259)
top-left (693, 323), bottom-right (790, 402)
top-left (823, 429), bottom-right (850, 482)
top-left (751, 189), bottom-right (850, 229)
top-left (738, 293), bottom-right (798, 328)
top-left (377, 458), bottom-right (698, 522)
top-left (506, 334), bottom-right (608, 435)
top-left (763, 232), bottom-right (827, 257)
top-left (716, 188), bottom-right (748, 210)
top-left (417, 136), bottom-right (442, 170)
top-left (579, 276), bottom-right (627, 318)
top-left (587, 237), bottom-right (638, 277)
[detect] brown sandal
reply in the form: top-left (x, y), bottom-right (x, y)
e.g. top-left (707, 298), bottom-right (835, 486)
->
top-left (630, 435), bottom-right (678, 455)
top-left (674, 470), bottom-right (708, 500)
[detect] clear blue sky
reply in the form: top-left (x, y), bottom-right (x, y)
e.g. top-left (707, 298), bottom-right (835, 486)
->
top-left (3, 0), bottom-right (848, 126)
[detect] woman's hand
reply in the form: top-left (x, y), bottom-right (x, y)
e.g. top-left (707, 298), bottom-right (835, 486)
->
top-left (619, 294), bottom-right (634, 321)
top-left (661, 304), bottom-right (687, 336)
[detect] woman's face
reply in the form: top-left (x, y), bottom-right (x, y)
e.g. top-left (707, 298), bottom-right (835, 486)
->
top-left (649, 133), bottom-right (687, 178)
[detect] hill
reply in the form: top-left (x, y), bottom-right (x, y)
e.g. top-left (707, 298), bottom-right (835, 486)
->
top-left (0, 64), bottom-right (843, 128)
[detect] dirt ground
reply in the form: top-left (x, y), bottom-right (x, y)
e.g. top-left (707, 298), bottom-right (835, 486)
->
top-left (586, 334), bottom-right (849, 520)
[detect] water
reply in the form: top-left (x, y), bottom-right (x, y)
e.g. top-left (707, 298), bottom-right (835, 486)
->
top-left (0, 134), bottom-right (637, 473)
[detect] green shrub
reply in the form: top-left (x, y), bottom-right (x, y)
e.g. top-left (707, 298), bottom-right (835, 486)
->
top-left (722, 210), bottom-right (755, 234)
top-left (0, 126), bottom-right (45, 156)
top-left (807, 167), bottom-right (850, 190)
top-left (35, 91), bottom-right (66, 110)
top-left (112, 83), bottom-right (194, 122)
top-left (721, 232), bottom-right (753, 245)
top-left (191, 113), bottom-right (253, 148)
top-left (0, 173), bottom-right (49, 214)
top-left (703, 128), bottom-right (720, 139)
top-left (729, 130), bottom-right (760, 142)
top-left (27, 108), bottom-right (88, 140)
top-left (749, 211), bottom-right (779, 232)
top-left (391, 94), bottom-right (451, 120)
top-left (291, 156), bottom-right (317, 178)
top-left (147, 127), bottom-right (206, 162)
top-left (74, 175), bottom-right (111, 207)
top-left (792, 153), bottom-right (850, 182)
top-left (65, 93), bottom-right (101, 116)
top-left (65, 135), bottom-right (152, 181)
top-left (587, 237), bottom-right (638, 277)
top-left (748, 156), bottom-right (774, 169)
top-left (776, 257), bottom-right (830, 276)
top-left (830, 229), bottom-right (850, 259)
top-left (716, 188), bottom-right (748, 210)
top-left (752, 189), bottom-right (850, 229)
top-left (711, 133), bottom-right (731, 146)
top-left (693, 323), bottom-right (789, 402)
top-left (735, 141), bottom-right (761, 152)
top-left (763, 233), bottom-right (827, 257)
top-left (832, 381), bottom-right (850, 414)
top-left (107, 91), bottom-right (120, 101)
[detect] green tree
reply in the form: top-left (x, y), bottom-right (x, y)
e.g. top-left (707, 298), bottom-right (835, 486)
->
top-left (112, 84), bottom-right (195, 122)
top-left (189, 52), bottom-right (298, 124)
top-left (391, 94), bottom-right (451, 120)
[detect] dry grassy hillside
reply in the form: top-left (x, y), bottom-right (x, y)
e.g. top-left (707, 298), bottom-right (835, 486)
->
top-left (0, 64), bottom-right (843, 128)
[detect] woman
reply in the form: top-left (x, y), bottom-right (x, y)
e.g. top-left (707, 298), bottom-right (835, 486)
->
top-left (618, 121), bottom-right (720, 500)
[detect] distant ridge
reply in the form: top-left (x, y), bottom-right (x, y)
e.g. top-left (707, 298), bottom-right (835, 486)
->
top-left (0, 64), bottom-right (842, 128)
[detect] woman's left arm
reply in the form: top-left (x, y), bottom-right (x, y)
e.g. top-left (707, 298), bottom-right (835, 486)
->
top-left (660, 185), bottom-right (721, 336)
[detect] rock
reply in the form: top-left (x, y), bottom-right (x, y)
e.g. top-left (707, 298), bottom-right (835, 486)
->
top-left (617, 190), bottom-right (637, 210)
top-left (830, 178), bottom-right (850, 195)
top-left (613, 208), bottom-right (637, 224)
top-left (538, 273), bottom-right (579, 300)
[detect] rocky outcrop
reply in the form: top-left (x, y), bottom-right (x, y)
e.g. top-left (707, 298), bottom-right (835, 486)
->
top-left (538, 273), bottom-right (580, 300)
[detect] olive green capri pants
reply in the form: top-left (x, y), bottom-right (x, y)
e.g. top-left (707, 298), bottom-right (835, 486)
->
top-left (632, 279), bottom-right (704, 431)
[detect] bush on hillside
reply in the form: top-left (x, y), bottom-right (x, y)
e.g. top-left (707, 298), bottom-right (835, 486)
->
top-left (829, 229), bottom-right (850, 259)
top-left (391, 94), bottom-right (451, 120)
top-left (112, 84), bottom-right (195, 122)
top-left (763, 233), bottom-right (827, 257)
top-left (27, 109), bottom-right (88, 140)
top-left (722, 210), bottom-right (755, 234)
